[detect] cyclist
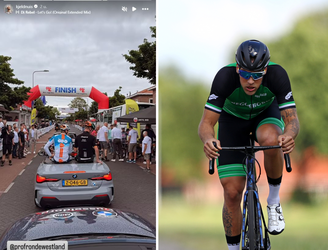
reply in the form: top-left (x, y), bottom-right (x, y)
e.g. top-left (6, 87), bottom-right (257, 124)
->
top-left (74, 121), bottom-right (101, 163)
top-left (198, 40), bottom-right (300, 250)
top-left (44, 124), bottom-right (73, 163)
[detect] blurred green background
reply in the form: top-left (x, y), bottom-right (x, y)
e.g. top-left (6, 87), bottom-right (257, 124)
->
top-left (159, 3), bottom-right (328, 250)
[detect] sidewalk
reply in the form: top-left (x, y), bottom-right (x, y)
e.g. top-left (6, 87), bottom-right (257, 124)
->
top-left (0, 128), bottom-right (55, 197)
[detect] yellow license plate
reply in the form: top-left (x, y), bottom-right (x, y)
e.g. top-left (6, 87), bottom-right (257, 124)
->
top-left (63, 179), bottom-right (88, 186)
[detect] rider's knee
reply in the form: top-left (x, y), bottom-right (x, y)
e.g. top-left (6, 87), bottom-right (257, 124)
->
top-left (258, 134), bottom-right (279, 147)
top-left (223, 186), bottom-right (243, 207)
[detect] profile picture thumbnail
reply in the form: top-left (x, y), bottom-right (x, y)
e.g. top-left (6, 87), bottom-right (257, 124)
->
top-left (4, 4), bottom-right (13, 14)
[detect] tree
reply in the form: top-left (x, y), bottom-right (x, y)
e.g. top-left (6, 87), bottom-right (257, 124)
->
top-left (34, 99), bottom-right (58, 120)
top-left (75, 110), bottom-right (88, 120)
top-left (0, 55), bottom-right (29, 110)
top-left (266, 10), bottom-right (328, 154)
top-left (123, 26), bottom-right (156, 85)
top-left (89, 101), bottom-right (98, 116)
top-left (52, 107), bottom-right (60, 118)
top-left (109, 87), bottom-right (125, 108)
top-left (68, 97), bottom-right (88, 111)
top-left (160, 67), bottom-right (209, 184)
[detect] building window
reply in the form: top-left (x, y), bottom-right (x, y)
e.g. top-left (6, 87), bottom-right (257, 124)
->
top-left (149, 98), bottom-right (153, 103)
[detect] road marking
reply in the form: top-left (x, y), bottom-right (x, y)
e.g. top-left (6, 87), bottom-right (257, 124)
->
top-left (4, 182), bottom-right (14, 193)
top-left (28, 160), bottom-right (32, 165)
top-left (34, 154), bottom-right (37, 158)
top-left (19, 169), bottom-right (25, 175)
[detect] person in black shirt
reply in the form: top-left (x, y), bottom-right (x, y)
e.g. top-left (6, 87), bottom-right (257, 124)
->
top-left (74, 121), bottom-right (101, 163)
top-left (1, 125), bottom-right (14, 166)
top-left (18, 125), bottom-right (26, 159)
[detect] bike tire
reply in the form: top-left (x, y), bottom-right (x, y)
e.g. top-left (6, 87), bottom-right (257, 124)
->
top-left (246, 191), bottom-right (256, 250)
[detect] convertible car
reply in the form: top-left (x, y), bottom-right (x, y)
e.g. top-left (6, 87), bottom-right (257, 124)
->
top-left (34, 157), bottom-right (114, 209)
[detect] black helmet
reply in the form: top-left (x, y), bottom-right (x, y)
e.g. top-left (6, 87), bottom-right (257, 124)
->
top-left (235, 40), bottom-right (270, 71)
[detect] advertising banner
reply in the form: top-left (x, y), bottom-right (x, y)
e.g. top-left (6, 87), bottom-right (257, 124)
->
top-left (30, 108), bottom-right (37, 125)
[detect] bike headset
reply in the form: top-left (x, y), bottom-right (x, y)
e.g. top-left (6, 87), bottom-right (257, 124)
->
top-left (235, 39), bottom-right (270, 71)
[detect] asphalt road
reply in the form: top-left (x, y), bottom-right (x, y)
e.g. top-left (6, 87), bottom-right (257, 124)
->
top-left (0, 126), bottom-right (156, 236)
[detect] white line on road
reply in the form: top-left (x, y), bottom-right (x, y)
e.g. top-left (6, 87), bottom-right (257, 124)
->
top-left (4, 182), bottom-right (14, 193)
top-left (19, 169), bottom-right (25, 175)
top-left (28, 160), bottom-right (32, 165)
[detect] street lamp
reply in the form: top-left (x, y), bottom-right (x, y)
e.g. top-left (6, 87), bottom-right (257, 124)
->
top-left (32, 70), bottom-right (49, 88)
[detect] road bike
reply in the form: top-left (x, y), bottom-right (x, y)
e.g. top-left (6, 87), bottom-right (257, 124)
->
top-left (210, 140), bottom-right (292, 250)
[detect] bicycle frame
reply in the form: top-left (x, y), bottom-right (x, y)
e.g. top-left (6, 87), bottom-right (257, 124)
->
top-left (209, 142), bottom-right (291, 250)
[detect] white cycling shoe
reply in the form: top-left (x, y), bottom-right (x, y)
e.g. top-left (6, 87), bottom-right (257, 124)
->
top-left (267, 203), bottom-right (285, 235)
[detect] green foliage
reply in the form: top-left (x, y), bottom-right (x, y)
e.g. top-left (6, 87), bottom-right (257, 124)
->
top-left (75, 109), bottom-right (88, 120)
top-left (34, 99), bottom-right (57, 120)
top-left (267, 10), bottom-right (328, 154)
top-left (160, 67), bottom-right (209, 184)
top-left (109, 86), bottom-right (125, 108)
top-left (89, 101), bottom-right (98, 116)
top-left (0, 55), bottom-right (28, 109)
top-left (68, 97), bottom-right (88, 111)
top-left (123, 26), bottom-right (156, 85)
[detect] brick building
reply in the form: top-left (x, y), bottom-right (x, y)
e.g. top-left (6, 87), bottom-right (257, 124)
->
top-left (127, 86), bottom-right (156, 104)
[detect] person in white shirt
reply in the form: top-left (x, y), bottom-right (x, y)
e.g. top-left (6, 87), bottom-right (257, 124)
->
top-left (12, 126), bottom-right (19, 158)
top-left (111, 123), bottom-right (124, 162)
top-left (29, 124), bottom-right (38, 154)
top-left (142, 131), bottom-right (152, 172)
top-left (98, 122), bottom-right (109, 161)
top-left (0, 117), bottom-right (4, 130)
top-left (127, 125), bottom-right (139, 163)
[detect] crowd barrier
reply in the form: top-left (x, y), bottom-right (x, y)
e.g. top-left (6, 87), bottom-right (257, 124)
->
top-left (37, 125), bottom-right (54, 138)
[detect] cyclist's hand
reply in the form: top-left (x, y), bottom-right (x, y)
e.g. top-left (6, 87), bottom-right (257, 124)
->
top-left (204, 139), bottom-right (221, 160)
top-left (96, 159), bottom-right (102, 164)
top-left (278, 135), bottom-right (295, 154)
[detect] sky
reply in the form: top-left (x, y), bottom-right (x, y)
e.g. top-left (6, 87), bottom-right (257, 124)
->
top-left (158, 0), bottom-right (328, 85)
top-left (0, 0), bottom-right (155, 109)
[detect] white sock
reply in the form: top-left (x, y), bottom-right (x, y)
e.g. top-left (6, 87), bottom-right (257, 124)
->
top-left (228, 243), bottom-right (240, 250)
top-left (267, 183), bottom-right (281, 205)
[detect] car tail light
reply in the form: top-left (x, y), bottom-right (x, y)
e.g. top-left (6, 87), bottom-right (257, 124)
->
top-left (91, 173), bottom-right (112, 181)
top-left (36, 174), bottom-right (59, 183)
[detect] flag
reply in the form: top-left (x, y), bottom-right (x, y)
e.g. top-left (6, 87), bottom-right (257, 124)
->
top-left (30, 108), bottom-right (37, 125)
top-left (125, 99), bottom-right (140, 137)
top-left (40, 96), bottom-right (46, 105)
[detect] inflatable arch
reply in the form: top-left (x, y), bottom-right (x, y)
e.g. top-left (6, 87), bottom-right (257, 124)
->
top-left (23, 85), bottom-right (109, 111)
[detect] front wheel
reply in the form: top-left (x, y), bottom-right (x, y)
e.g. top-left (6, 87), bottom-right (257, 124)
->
top-left (246, 191), bottom-right (257, 250)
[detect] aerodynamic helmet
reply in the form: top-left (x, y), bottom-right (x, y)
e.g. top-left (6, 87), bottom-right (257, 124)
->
top-left (235, 40), bottom-right (270, 71)
top-left (60, 124), bottom-right (69, 131)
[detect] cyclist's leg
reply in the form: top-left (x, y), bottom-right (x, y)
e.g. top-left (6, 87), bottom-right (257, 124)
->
top-left (220, 176), bottom-right (245, 235)
top-left (254, 101), bottom-right (284, 188)
top-left (218, 111), bottom-right (249, 248)
top-left (254, 101), bottom-right (285, 235)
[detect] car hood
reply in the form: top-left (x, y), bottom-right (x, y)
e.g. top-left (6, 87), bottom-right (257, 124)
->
top-left (0, 207), bottom-right (155, 247)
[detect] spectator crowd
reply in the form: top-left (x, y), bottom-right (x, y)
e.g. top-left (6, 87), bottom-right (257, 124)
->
top-left (0, 116), bottom-right (40, 166)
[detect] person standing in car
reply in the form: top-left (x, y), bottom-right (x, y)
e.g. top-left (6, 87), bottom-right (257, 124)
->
top-left (74, 121), bottom-right (102, 163)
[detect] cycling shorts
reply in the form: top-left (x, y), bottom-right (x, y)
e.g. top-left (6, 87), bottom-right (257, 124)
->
top-left (217, 100), bottom-right (284, 179)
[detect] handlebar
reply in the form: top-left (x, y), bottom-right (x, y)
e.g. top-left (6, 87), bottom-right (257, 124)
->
top-left (209, 142), bottom-right (292, 175)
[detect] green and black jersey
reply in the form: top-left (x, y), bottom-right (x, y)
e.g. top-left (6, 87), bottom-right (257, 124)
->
top-left (205, 62), bottom-right (296, 120)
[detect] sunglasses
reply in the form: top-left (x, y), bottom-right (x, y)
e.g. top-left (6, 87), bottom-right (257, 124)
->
top-left (239, 69), bottom-right (265, 80)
